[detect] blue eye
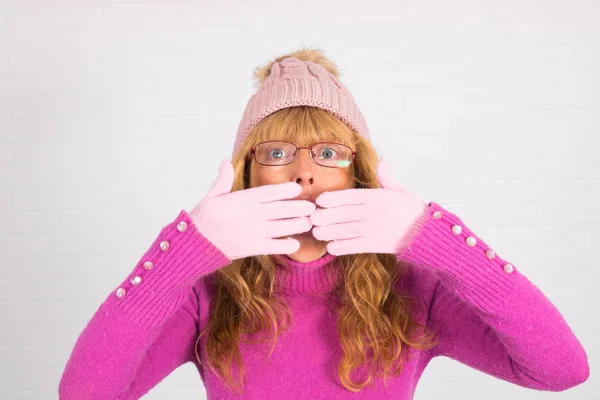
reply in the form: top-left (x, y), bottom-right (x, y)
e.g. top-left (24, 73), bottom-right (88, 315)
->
top-left (318, 148), bottom-right (337, 159)
top-left (269, 148), bottom-right (288, 159)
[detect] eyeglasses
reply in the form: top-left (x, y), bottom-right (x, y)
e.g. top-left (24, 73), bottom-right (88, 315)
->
top-left (248, 140), bottom-right (356, 168)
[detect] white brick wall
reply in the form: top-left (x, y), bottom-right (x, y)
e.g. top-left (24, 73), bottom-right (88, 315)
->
top-left (0, 1), bottom-right (598, 399)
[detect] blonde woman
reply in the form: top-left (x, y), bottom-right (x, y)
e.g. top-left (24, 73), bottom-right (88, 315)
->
top-left (59, 47), bottom-right (589, 399)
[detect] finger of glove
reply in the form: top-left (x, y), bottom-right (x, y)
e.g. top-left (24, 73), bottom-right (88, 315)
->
top-left (310, 203), bottom-right (365, 226)
top-left (246, 181), bottom-right (301, 203)
top-left (260, 199), bottom-right (316, 220)
top-left (313, 220), bottom-right (369, 241)
top-left (205, 159), bottom-right (234, 199)
top-left (316, 188), bottom-right (371, 208)
top-left (328, 237), bottom-right (384, 256)
top-left (261, 237), bottom-right (301, 256)
top-left (233, 236), bottom-right (301, 259)
top-left (264, 216), bottom-right (312, 239)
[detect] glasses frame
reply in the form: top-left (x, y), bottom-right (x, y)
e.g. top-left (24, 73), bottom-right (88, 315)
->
top-left (248, 140), bottom-right (357, 169)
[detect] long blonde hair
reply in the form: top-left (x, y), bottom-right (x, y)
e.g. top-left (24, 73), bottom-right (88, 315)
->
top-left (195, 47), bottom-right (438, 394)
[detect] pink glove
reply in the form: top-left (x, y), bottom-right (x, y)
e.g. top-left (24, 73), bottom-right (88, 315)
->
top-left (190, 159), bottom-right (315, 261)
top-left (310, 156), bottom-right (428, 256)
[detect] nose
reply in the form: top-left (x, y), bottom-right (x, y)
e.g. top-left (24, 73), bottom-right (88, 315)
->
top-left (292, 148), bottom-right (315, 184)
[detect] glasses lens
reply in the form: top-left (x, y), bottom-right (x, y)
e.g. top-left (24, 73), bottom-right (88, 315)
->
top-left (254, 141), bottom-right (353, 168)
top-left (255, 141), bottom-right (297, 166)
top-left (312, 142), bottom-right (353, 168)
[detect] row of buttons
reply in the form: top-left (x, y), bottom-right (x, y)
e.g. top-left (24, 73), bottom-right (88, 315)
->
top-left (115, 219), bottom-right (190, 298)
top-left (432, 210), bottom-right (514, 274)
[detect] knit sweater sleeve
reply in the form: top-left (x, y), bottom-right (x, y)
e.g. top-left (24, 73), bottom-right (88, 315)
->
top-left (58, 209), bottom-right (232, 400)
top-left (397, 201), bottom-right (590, 392)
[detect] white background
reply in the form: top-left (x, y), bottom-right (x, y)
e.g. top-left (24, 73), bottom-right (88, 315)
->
top-left (0, 0), bottom-right (598, 399)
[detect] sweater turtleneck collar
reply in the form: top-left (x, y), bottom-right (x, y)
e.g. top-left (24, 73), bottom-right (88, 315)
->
top-left (272, 252), bottom-right (342, 294)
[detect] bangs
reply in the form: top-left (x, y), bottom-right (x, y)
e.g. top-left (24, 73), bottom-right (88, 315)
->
top-left (249, 106), bottom-right (357, 149)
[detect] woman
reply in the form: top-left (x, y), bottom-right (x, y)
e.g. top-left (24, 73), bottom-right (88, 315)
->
top-left (59, 47), bottom-right (589, 399)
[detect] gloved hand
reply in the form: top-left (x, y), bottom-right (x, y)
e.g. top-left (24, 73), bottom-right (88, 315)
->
top-left (190, 159), bottom-right (315, 261)
top-left (310, 156), bottom-right (428, 256)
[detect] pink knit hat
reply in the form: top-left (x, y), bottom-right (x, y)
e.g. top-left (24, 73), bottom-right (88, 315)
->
top-left (232, 57), bottom-right (370, 159)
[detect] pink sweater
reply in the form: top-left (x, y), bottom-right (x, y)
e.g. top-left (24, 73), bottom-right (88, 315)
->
top-left (58, 201), bottom-right (589, 399)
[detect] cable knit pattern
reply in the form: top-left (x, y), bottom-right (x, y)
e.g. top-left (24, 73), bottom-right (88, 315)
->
top-left (232, 57), bottom-right (370, 159)
top-left (59, 204), bottom-right (589, 399)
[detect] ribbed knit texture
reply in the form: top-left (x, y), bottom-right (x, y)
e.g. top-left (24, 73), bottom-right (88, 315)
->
top-left (59, 203), bottom-right (590, 399)
top-left (271, 252), bottom-right (342, 293)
